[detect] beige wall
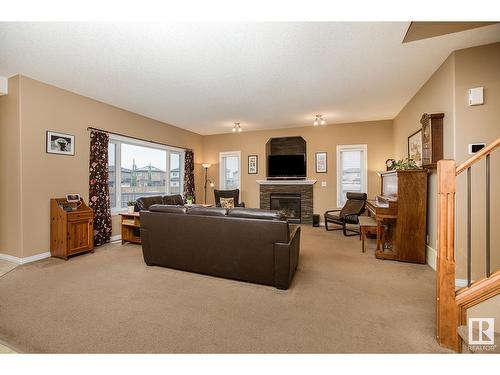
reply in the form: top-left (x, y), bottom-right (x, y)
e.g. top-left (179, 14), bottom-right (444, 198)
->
top-left (454, 42), bottom-right (500, 280)
top-left (2, 75), bottom-right (204, 258)
top-left (0, 76), bottom-right (22, 257)
top-left (203, 120), bottom-right (393, 216)
top-left (393, 42), bottom-right (500, 278)
top-left (393, 54), bottom-right (455, 260)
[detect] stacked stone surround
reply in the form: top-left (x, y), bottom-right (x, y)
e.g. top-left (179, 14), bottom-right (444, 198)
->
top-left (259, 184), bottom-right (313, 223)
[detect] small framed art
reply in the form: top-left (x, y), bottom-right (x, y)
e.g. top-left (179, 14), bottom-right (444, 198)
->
top-left (46, 131), bottom-right (75, 156)
top-left (248, 155), bottom-right (258, 174)
top-left (315, 152), bottom-right (327, 173)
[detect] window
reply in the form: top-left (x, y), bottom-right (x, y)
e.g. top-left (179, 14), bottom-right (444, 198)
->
top-left (219, 151), bottom-right (241, 190)
top-left (336, 144), bottom-right (367, 207)
top-left (108, 135), bottom-right (185, 213)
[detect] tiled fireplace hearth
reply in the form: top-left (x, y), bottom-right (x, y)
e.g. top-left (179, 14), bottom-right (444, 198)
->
top-left (257, 180), bottom-right (316, 223)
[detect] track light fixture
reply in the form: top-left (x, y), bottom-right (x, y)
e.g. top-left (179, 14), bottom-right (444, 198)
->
top-left (232, 122), bottom-right (242, 132)
top-left (313, 115), bottom-right (326, 126)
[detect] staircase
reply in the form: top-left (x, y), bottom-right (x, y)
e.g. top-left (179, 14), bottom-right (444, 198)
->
top-left (436, 138), bottom-right (500, 352)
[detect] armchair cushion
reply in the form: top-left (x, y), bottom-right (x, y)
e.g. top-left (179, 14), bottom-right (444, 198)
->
top-left (214, 189), bottom-right (244, 207)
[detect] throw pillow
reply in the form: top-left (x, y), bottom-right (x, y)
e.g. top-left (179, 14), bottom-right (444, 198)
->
top-left (220, 197), bottom-right (235, 209)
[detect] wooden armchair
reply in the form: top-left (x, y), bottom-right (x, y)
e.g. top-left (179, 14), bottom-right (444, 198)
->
top-left (324, 192), bottom-right (367, 236)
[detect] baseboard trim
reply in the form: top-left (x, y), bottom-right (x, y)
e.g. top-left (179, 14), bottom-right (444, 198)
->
top-left (426, 245), bottom-right (437, 271)
top-left (110, 235), bottom-right (122, 242)
top-left (0, 251), bottom-right (51, 265)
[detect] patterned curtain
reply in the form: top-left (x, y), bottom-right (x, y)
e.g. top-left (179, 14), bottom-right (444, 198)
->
top-left (89, 130), bottom-right (112, 246)
top-left (183, 150), bottom-right (195, 203)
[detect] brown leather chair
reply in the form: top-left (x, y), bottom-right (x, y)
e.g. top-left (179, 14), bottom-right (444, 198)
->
top-left (214, 189), bottom-right (245, 207)
top-left (140, 205), bottom-right (300, 289)
top-left (324, 192), bottom-right (367, 236)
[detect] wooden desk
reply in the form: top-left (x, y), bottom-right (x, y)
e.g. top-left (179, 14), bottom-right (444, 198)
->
top-left (120, 212), bottom-right (141, 244)
top-left (50, 198), bottom-right (94, 260)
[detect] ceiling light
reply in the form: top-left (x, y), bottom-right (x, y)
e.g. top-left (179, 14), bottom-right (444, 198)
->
top-left (314, 115), bottom-right (325, 126)
top-left (233, 122), bottom-right (242, 132)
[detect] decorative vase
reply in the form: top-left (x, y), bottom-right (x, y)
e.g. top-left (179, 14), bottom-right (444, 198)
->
top-left (127, 205), bottom-right (135, 214)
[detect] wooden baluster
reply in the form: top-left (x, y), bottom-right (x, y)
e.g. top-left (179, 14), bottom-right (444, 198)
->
top-left (436, 160), bottom-right (459, 351)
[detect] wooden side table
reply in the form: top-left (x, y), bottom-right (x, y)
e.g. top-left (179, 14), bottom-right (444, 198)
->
top-left (120, 212), bottom-right (142, 244)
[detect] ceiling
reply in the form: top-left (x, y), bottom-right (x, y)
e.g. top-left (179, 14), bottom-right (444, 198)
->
top-left (1, 22), bottom-right (499, 135)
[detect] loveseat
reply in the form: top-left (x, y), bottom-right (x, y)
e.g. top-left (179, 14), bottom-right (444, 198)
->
top-left (140, 206), bottom-right (301, 289)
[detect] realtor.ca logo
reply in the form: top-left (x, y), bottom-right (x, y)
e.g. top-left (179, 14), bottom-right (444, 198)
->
top-left (468, 318), bottom-right (495, 351)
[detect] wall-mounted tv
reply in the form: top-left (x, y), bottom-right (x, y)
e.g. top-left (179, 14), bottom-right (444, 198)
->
top-left (267, 154), bottom-right (306, 179)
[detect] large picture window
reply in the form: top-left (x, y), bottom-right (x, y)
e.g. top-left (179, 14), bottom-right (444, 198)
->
top-left (108, 135), bottom-right (184, 213)
top-left (336, 144), bottom-right (368, 207)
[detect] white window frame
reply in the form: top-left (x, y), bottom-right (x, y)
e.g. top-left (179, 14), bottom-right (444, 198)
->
top-left (109, 134), bottom-right (185, 214)
top-left (336, 144), bottom-right (368, 208)
top-left (219, 151), bottom-right (241, 190)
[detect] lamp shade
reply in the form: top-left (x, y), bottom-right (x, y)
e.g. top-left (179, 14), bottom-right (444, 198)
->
top-left (202, 163), bottom-right (211, 169)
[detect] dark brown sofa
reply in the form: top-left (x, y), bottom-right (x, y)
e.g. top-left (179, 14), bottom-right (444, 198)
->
top-left (140, 206), bottom-right (301, 289)
top-left (135, 194), bottom-right (184, 211)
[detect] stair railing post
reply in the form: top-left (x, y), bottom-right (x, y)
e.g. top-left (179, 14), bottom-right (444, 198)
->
top-left (436, 159), bottom-right (460, 351)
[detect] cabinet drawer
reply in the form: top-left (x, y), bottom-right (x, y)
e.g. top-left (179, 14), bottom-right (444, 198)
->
top-left (68, 212), bottom-right (93, 221)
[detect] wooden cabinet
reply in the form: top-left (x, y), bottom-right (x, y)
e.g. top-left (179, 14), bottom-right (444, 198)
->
top-left (50, 198), bottom-right (94, 260)
top-left (421, 113), bottom-right (444, 168)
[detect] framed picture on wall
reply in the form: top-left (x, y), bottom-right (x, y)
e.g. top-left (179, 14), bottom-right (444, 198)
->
top-left (46, 131), bottom-right (75, 156)
top-left (315, 152), bottom-right (327, 173)
top-left (408, 129), bottom-right (423, 167)
top-left (248, 155), bottom-right (258, 174)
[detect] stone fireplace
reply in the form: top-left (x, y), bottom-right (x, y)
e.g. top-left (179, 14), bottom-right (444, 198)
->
top-left (258, 180), bottom-right (316, 223)
top-left (270, 193), bottom-right (301, 223)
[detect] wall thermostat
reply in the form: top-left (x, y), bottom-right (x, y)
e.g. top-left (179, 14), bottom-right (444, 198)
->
top-left (468, 87), bottom-right (484, 106)
top-left (468, 143), bottom-right (486, 155)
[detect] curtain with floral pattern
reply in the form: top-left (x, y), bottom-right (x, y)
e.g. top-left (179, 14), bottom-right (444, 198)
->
top-left (89, 130), bottom-right (112, 246)
top-left (183, 150), bottom-right (195, 203)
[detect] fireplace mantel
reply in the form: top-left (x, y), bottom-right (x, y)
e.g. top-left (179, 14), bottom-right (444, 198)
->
top-left (256, 179), bottom-right (317, 185)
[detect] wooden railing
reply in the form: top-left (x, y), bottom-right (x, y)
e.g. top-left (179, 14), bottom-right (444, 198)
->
top-left (436, 138), bottom-right (500, 352)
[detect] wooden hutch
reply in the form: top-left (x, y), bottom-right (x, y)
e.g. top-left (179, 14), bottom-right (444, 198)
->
top-left (366, 170), bottom-right (428, 264)
top-left (50, 198), bottom-right (94, 260)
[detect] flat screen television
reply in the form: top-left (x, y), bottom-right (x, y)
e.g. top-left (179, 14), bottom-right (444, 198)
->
top-left (267, 154), bottom-right (306, 179)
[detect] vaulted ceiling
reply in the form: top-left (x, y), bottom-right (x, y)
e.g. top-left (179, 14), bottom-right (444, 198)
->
top-left (1, 22), bottom-right (499, 135)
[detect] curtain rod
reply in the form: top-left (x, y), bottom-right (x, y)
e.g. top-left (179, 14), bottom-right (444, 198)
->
top-left (86, 126), bottom-right (193, 152)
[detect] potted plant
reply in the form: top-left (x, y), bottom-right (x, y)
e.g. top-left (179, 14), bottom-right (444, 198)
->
top-left (393, 158), bottom-right (420, 170)
top-left (186, 195), bottom-right (193, 205)
top-left (127, 200), bottom-right (136, 214)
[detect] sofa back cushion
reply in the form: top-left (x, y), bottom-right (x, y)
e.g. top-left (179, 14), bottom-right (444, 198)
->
top-left (149, 205), bottom-right (187, 214)
top-left (187, 207), bottom-right (228, 216)
top-left (163, 194), bottom-right (184, 206)
top-left (227, 208), bottom-right (284, 221)
top-left (136, 196), bottom-right (164, 211)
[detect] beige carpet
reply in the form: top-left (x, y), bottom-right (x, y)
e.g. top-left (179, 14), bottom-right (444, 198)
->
top-left (0, 226), bottom-right (450, 353)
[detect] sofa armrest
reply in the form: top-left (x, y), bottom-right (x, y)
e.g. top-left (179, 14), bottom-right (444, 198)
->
top-left (273, 225), bottom-right (301, 290)
top-left (237, 202), bottom-right (245, 208)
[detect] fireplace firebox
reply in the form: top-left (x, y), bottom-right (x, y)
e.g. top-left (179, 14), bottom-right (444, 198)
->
top-left (270, 193), bottom-right (301, 223)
